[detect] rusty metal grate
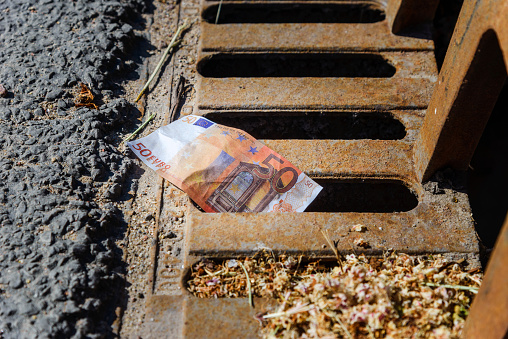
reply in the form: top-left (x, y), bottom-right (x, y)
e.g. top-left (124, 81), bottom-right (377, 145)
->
top-left (137, 0), bottom-right (508, 337)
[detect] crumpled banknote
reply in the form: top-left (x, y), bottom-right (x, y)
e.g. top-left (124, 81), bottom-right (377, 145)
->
top-left (127, 115), bottom-right (322, 212)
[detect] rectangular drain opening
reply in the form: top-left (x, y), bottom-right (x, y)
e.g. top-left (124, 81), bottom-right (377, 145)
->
top-left (204, 112), bottom-right (407, 140)
top-left (203, 2), bottom-right (385, 24)
top-left (198, 53), bottom-right (396, 78)
top-left (306, 179), bottom-right (418, 212)
top-left (191, 179), bottom-right (418, 213)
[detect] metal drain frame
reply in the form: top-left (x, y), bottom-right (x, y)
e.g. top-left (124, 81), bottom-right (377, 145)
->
top-left (137, 0), bottom-right (508, 337)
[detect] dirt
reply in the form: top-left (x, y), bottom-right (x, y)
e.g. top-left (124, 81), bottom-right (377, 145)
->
top-left (117, 0), bottom-right (201, 336)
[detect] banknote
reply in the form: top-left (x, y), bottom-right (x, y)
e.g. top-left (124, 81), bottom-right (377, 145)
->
top-left (127, 115), bottom-right (322, 213)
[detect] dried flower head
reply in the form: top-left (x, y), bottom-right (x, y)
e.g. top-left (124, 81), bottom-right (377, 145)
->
top-left (187, 252), bottom-right (482, 338)
top-left (350, 224), bottom-right (366, 232)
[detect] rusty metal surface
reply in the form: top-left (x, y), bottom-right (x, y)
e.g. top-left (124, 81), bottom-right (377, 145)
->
top-left (191, 109), bottom-right (422, 181)
top-left (184, 297), bottom-right (277, 338)
top-left (414, 0), bottom-right (508, 181)
top-left (262, 139), bottom-right (415, 180)
top-left (143, 295), bottom-right (185, 338)
top-left (196, 76), bottom-right (433, 111)
top-left (462, 217), bottom-right (508, 339)
top-left (183, 185), bottom-right (479, 265)
top-left (144, 295), bottom-right (277, 338)
top-left (197, 0), bottom-right (438, 114)
top-left (195, 51), bottom-right (436, 111)
top-left (202, 0), bottom-right (436, 52)
top-left (201, 21), bottom-right (434, 52)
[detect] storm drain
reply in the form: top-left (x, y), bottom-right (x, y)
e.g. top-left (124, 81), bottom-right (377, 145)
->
top-left (144, 1), bottom-right (480, 337)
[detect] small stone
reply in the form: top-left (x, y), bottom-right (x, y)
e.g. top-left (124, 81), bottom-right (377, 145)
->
top-left (50, 286), bottom-right (66, 301)
top-left (354, 238), bottom-right (370, 248)
top-left (227, 260), bottom-right (239, 268)
top-left (424, 181), bottom-right (444, 195)
top-left (82, 298), bottom-right (101, 311)
top-left (166, 231), bottom-right (177, 239)
top-left (71, 243), bottom-right (88, 257)
top-left (105, 183), bottom-right (122, 199)
top-left (18, 301), bottom-right (38, 316)
top-left (39, 231), bottom-right (54, 246)
top-left (45, 88), bottom-right (63, 101)
top-left (0, 84), bottom-right (7, 97)
top-left (57, 99), bottom-right (69, 109)
top-left (90, 168), bottom-right (102, 180)
top-left (63, 300), bottom-right (80, 314)
top-left (8, 272), bottom-right (23, 289)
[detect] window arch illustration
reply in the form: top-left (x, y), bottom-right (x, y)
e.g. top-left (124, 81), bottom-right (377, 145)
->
top-left (226, 171), bottom-right (253, 201)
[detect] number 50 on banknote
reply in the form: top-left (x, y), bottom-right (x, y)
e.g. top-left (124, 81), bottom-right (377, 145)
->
top-left (127, 115), bottom-right (322, 213)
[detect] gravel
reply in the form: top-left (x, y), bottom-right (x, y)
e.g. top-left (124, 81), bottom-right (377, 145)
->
top-left (0, 0), bottom-right (148, 337)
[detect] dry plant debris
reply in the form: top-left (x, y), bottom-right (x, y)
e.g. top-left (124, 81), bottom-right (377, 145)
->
top-left (134, 19), bottom-right (191, 102)
top-left (350, 224), bottom-right (366, 232)
top-left (74, 83), bottom-right (97, 109)
top-left (187, 252), bottom-right (482, 338)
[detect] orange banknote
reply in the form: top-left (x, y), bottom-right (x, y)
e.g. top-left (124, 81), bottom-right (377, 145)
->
top-left (128, 115), bottom-right (322, 212)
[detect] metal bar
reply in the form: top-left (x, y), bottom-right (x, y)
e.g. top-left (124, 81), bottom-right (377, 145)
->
top-left (462, 215), bottom-right (508, 338)
top-left (197, 76), bottom-right (434, 111)
top-left (414, 0), bottom-right (508, 182)
top-left (183, 190), bottom-right (480, 266)
top-left (200, 21), bottom-right (435, 52)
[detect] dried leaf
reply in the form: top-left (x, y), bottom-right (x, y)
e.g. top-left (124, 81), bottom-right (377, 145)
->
top-left (75, 83), bottom-right (97, 109)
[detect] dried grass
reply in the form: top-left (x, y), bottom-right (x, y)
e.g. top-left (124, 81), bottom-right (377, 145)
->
top-left (187, 252), bottom-right (482, 338)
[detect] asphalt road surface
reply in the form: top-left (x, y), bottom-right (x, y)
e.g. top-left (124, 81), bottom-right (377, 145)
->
top-left (0, 0), bottom-right (149, 337)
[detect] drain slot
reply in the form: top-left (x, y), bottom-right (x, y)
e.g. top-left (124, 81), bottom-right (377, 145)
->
top-left (203, 3), bottom-right (385, 24)
top-left (192, 179), bottom-right (418, 213)
top-left (205, 112), bottom-right (406, 140)
top-left (306, 179), bottom-right (418, 212)
top-left (198, 53), bottom-right (396, 78)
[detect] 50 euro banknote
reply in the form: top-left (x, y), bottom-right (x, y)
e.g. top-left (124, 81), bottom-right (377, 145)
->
top-left (127, 115), bottom-right (322, 213)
